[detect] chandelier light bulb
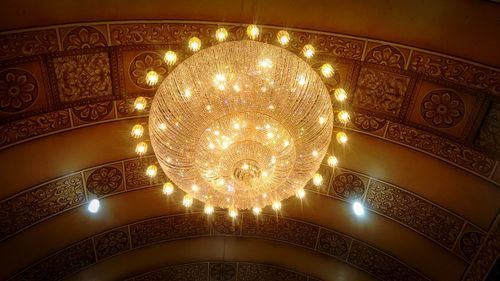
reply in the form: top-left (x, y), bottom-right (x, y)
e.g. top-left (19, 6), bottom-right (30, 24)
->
top-left (204, 204), bottom-right (215, 215)
top-left (246, 24), bottom-right (260, 40)
top-left (353, 201), bottom-right (365, 216)
top-left (146, 164), bottom-right (158, 177)
top-left (252, 207), bottom-right (262, 215)
top-left (277, 30), bottom-right (290, 46)
top-left (312, 173), bottom-right (323, 186)
top-left (135, 142), bottom-right (148, 156)
top-left (131, 124), bottom-right (144, 138)
top-left (334, 88), bottom-right (348, 102)
top-left (162, 182), bottom-right (174, 195)
top-left (272, 201), bottom-right (282, 211)
top-left (215, 27), bottom-right (228, 42)
top-left (338, 111), bottom-right (350, 123)
top-left (296, 189), bottom-right (306, 199)
top-left (164, 51), bottom-right (177, 65)
top-left (320, 63), bottom-right (334, 78)
top-left (336, 132), bottom-right (348, 144)
top-left (228, 208), bottom-right (238, 218)
top-left (134, 96), bottom-right (147, 111)
top-left (158, 123), bottom-right (167, 130)
top-left (319, 115), bottom-right (327, 125)
top-left (188, 37), bottom-right (201, 52)
top-left (146, 70), bottom-right (159, 86)
top-left (182, 194), bottom-right (193, 207)
top-left (327, 155), bottom-right (338, 167)
top-left (302, 44), bottom-right (315, 58)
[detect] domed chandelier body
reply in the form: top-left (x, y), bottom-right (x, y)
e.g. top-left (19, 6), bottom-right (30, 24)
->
top-left (130, 25), bottom-right (351, 217)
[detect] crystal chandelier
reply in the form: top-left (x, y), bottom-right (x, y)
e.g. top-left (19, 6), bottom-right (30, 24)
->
top-left (130, 25), bottom-right (351, 217)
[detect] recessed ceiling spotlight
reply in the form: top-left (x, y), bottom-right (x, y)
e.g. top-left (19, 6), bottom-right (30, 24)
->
top-left (88, 199), bottom-right (100, 213)
top-left (352, 201), bottom-right (365, 216)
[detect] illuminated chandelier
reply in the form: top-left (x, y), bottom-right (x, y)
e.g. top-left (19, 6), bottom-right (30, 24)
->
top-left (130, 25), bottom-right (351, 217)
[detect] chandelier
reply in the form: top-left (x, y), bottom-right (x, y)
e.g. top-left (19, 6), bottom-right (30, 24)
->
top-left (130, 25), bottom-right (351, 217)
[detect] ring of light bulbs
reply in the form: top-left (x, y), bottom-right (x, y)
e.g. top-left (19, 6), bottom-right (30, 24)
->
top-left (129, 24), bottom-right (351, 218)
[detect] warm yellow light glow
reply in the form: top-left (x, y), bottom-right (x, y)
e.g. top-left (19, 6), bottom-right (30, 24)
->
top-left (246, 24), bottom-right (260, 40)
top-left (204, 204), bottom-right (214, 215)
top-left (188, 37), bottom-right (201, 52)
top-left (134, 96), bottom-right (147, 111)
top-left (228, 208), bottom-right (238, 218)
top-left (131, 124), bottom-right (144, 138)
top-left (336, 132), bottom-right (348, 144)
top-left (296, 189), bottom-right (306, 199)
top-left (327, 155), bottom-right (338, 167)
top-left (146, 70), bottom-right (159, 86)
top-left (334, 88), bottom-right (347, 102)
top-left (135, 142), bottom-right (148, 155)
top-left (162, 182), bottom-right (174, 195)
top-left (302, 44), bottom-right (315, 58)
top-left (146, 165), bottom-right (158, 177)
top-left (159, 123), bottom-right (167, 130)
top-left (277, 30), bottom-right (290, 46)
top-left (312, 173), bottom-right (323, 186)
top-left (215, 27), bottom-right (228, 42)
top-left (272, 201), bottom-right (282, 211)
top-left (164, 51), bottom-right (177, 65)
top-left (252, 207), bottom-right (262, 215)
top-left (150, 40), bottom-right (333, 211)
top-left (338, 111), bottom-right (350, 123)
top-left (182, 194), bottom-right (193, 207)
top-left (320, 63), bottom-right (334, 78)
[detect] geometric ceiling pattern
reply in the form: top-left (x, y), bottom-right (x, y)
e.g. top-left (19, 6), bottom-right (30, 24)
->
top-left (1, 20), bottom-right (499, 281)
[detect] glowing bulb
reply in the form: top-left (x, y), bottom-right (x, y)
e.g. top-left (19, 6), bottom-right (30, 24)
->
top-left (334, 88), bottom-right (347, 102)
top-left (88, 199), bottom-right (100, 213)
top-left (312, 173), bottom-right (323, 186)
top-left (259, 58), bottom-right (273, 68)
top-left (188, 37), bottom-right (201, 52)
top-left (327, 156), bottom-right (338, 167)
top-left (214, 73), bottom-right (226, 82)
top-left (319, 115), bottom-right (327, 125)
top-left (164, 51), bottom-right (177, 65)
top-left (216, 178), bottom-right (225, 187)
top-left (131, 124), bottom-right (144, 138)
top-left (135, 142), bottom-right (148, 155)
top-left (183, 89), bottom-right (192, 98)
top-left (320, 63), bottom-right (334, 78)
top-left (277, 30), bottom-right (290, 46)
top-left (182, 194), bottom-right (193, 207)
top-left (204, 204), bottom-right (214, 215)
top-left (246, 24), bottom-right (260, 40)
top-left (134, 96), bottom-right (147, 111)
top-left (297, 75), bottom-right (307, 86)
top-left (296, 189), bottom-right (306, 199)
top-left (215, 27), bottom-right (228, 42)
top-left (302, 44), bottom-right (315, 58)
top-left (272, 201), bottom-right (282, 211)
top-left (267, 131), bottom-right (274, 139)
top-left (145, 70), bottom-right (159, 86)
top-left (228, 208), bottom-right (238, 218)
top-left (162, 182), bottom-right (174, 195)
top-left (338, 111), bottom-right (350, 123)
top-left (312, 150), bottom-right (319, 157)
top-left (191, 184), bottom-right (199, 192)
top-left (262, 171), bottom-right (269, 177)
top-left (283, 140), bottom-right (290, 147)
top-left (252, 207), bottom-right (262, 215)
top-left (336, 132), bottom-right (348, 144)
top-left (146, 165), bottom-right (157, 177)
top-left (353, 201), bottom-right (365, 216)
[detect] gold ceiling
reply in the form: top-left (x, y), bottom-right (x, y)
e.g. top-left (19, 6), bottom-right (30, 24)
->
top-left (0, 1), bottom-right (499, 281)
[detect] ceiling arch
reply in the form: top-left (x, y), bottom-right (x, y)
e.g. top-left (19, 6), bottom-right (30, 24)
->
top-left (0, 11), bottom-right (499, 281)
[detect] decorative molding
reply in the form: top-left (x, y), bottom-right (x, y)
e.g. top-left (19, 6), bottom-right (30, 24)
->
top-left (9, 213), bottom-right (430, 281)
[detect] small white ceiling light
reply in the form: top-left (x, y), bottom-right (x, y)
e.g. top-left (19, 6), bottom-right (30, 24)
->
top-left (88, 199), bottom-right (100, 213)
top-left (352, 201), bottom-right (365, 216)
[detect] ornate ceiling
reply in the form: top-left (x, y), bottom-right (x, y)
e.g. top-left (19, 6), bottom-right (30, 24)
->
top-left (0, 1), bottom-right (499, 281)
